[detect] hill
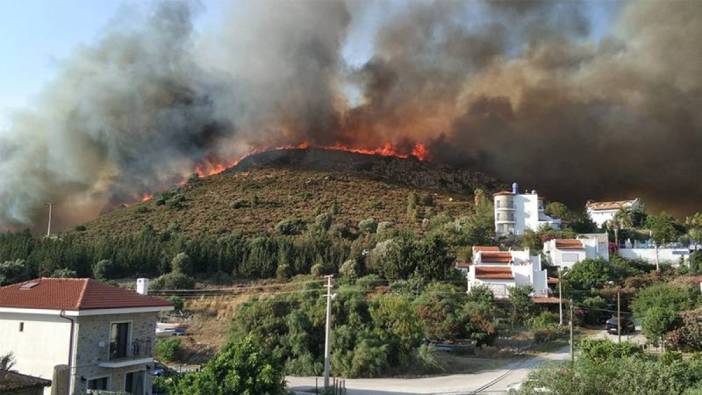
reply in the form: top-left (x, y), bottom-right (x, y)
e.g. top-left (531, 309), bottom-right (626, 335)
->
top-left (75, 148), bottom-right (500, 239)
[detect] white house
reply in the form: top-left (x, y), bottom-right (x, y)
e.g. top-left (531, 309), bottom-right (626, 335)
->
top-left (462, 246), bottom-right (548, 298)
top-left (586, 198), bottom-right (640, 228)
top-left (494, 183), bottom-right (561, 237)
top-left (0, 278), bottom-right (172, 395)
top-left (543, 233), bottom-right (610, 268)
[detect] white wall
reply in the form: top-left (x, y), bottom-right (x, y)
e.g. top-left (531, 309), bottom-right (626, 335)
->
top-left (0, 312), bottom-right (71, 385)
top-left (618, 248), bottom-right (689, 265)
top-left (588, 209), bottom-right (617, 228)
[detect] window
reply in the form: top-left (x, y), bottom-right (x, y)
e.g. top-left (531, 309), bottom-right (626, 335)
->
top-left (125, 371), bottom-right (145, 395)
top-left (88, 377), bottom-right (108, 390)
top-left (110, 322), bottom-right (130, 359)
top-left (19, 322), bottom-right (23, 332)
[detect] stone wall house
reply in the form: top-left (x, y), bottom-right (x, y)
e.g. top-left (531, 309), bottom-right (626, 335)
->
top-left (0, 278), bottom-right (172, 395)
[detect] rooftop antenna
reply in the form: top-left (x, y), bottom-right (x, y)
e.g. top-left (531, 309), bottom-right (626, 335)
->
top-left (46, 203), bottom-right (52, 237)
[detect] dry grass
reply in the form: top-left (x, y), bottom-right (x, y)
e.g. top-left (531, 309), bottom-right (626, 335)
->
top-left (77, 168), bottom-right (475, 239)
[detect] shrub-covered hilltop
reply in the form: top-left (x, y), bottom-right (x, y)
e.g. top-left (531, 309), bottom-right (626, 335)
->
top-left (0, 149), bottom-right (503, 283)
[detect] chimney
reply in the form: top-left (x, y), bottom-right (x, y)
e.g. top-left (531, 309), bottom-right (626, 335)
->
top-left (511, 182), bottom-right (518, 194)
top-left (136, 278), bottom-right (149, 295)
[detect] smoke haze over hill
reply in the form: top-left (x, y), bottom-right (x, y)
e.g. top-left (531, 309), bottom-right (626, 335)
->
top-left (1, 0), bottom-right (701, 229)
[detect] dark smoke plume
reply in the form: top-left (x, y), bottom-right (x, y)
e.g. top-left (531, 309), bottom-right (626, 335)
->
top-left (1, 0), bottom-right (701, 230)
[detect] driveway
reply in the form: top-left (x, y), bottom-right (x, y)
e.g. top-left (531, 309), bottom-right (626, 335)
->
top-left (287, 345), bottom-right (570, 395)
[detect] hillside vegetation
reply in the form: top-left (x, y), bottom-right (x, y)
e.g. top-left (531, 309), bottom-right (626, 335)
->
top-left (77, 148), bottom-right (497, 239)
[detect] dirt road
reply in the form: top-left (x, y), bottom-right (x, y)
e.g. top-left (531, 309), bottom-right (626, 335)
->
top-left (287, 345), bottom-right (570, 395)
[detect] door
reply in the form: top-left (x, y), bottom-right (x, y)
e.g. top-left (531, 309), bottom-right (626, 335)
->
top-left (125, 371), bottom-right (145, 395)
top-left (110, 322), bottom-right (130, 359)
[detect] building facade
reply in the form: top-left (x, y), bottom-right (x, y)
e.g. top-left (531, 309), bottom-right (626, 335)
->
top-left (0, 278), bottom-right (172, 395)
top-left (462, 246), bottom-right (548, 298)
top-left (494, 183), bottom-right (561, 236)
top-left (543, 233), bottom-right (610, 268)
top-left (586, 198), bottom-right (640, 228)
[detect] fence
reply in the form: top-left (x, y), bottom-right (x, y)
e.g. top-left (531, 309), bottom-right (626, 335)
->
top-left (314, 377), bottom-right (347, 395)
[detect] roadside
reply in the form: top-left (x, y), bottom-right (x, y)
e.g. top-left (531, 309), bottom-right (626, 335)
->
top-left (287, 343), bottom-right (570, 395)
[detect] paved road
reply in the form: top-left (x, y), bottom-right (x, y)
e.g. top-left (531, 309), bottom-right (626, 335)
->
top-left (287, 346), bottom-right (570, 395)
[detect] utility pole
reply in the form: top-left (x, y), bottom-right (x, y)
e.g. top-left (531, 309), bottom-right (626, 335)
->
top-left (569, 298), bottom-right (574, 365)
top-left (323, 275), bottom-right (335, 389)
top-left (558, 267), bottom-right (563, 326)
top-left (46, 203), bottom-right (53, 237)
top-left (617, 289), bottom-right (622, 344)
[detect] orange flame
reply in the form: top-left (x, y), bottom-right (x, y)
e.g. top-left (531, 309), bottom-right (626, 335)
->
top-left (132, 141), bottom-right (429, 204)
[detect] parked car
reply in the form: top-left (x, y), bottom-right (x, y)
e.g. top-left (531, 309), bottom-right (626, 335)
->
top-left (156, 323), bottom-right (187, 337)
top-left (606, 315), bottom-right (635, 334)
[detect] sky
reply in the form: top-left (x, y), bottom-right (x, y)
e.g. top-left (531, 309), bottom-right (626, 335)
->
top-left (0, 0), bottom-right (616, 128)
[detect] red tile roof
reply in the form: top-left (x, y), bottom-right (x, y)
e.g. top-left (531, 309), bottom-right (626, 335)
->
top-left (532, 296), bottom-right (561, 304)
top-left (479, 251), bottom-right (513, 264)
top-left (554, 239), bottom-right (584, 250)
top-left (493, 191), bottom-right (513, 196)
top-left (475, 266), bottom-right (514, 280)
top-left (0, 278), bottom-right (172, 311)
top-left (473, 246), bottom-right (500, 253)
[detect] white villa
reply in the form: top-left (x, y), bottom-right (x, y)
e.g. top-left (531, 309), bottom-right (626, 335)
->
top-left (542, 233), bottom-right (610, 268)
top-left (0, 278), bottom-right (172, 395)
top-left (586, 198), bottom-right (641, 228)
top-left (494, 183), bottom-right (561, 237)
top-left (460, 246), bottom-right (548, 298)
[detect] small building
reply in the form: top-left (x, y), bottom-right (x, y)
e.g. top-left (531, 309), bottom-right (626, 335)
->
top-left (0, 370), bottom-right (51, 395)
top-left (0, 278), bottom-right (173, 395)
top-left (543, 233), bottom-right (609, 268)
top-left (462, 246), bottom-right (548, 298)
top-left (494, 183), bottom-right (561, 237)
top-left (586, 198), bottom-right (640, 228)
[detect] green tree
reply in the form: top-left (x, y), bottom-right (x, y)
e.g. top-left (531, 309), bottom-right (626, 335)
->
top-left (565, 259), bottom-right (612, 290)
top-left (171, 252), bottom-right (193, 275)
top-left (642, 306), bottom-right (680, 344)
top-left (508, 285), bottom-right (534, 324)
top-left (155, 337), bottom-right (182, 361)
top-left (170, 335), bottom-right (286, 395)
top-left (646, 213), bottom-right (681, 271)
top-left (0, 259), bottom-right (28, 285)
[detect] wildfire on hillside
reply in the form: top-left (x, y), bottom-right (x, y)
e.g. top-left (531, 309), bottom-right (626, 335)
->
top-left (191, 142), bottom-right (428, 178)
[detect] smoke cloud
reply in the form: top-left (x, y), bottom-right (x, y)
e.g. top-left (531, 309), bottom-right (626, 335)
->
top-left (1, 0), bottom-right (701, 230)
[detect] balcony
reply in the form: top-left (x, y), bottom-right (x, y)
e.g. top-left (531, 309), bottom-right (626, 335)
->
top-left (99, 339), bottom-right (153, 368)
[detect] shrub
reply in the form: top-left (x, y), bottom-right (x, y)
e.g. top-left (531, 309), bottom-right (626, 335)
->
top-left (74, 225), bottom-right (87, 232)
top-left (166, 194), bottom-right (186, 210)
top-left (51, 268), bottom-right (77, 278)
top-left (275, 218), bottom-right (307, 235)
top-left (230, 199), bottom-right (249, 209)
top-left (276, 263), bottom-right (290, 280)
top-left (151, 272), bottom-right (195, 290)
top-left (578, 339), bottom-right (641, 363)
top-left (358, 218), bottom-right (378, 234)
top-left (466, 285), bottom-right (495, 306)
top-left (170, 253), bottom-right (193, 275)
top-left (167, 296), bottom-right (185, 313)
top-left (339, 260), bottom-right (358, 281)
top-left (135, 206), bottom-right (149, 214)
top-left (666, 311), bottom-right (702, 351)
top-left (92, 259), bottom-right (119, 280)
top-left (419, 193), bottom-right (434, 206)
top-left (642, 306), bottom-right (680, 344)
top-left (314, 212), bottom-right (333, 232)
top-left (167, 337), bottom-right (285, 394)
top-left (0, 259), bottom-right (28, 286)
top-left (155, 337), bottom-right (181, 362)
top-left (565, 258), bottom-right (612, 290)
